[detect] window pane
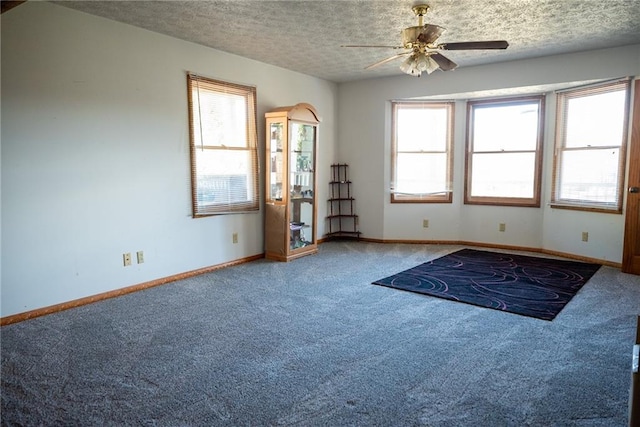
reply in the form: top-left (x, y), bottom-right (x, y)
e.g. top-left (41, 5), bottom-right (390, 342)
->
top-left (552, 80), bottom-right (629, 212)
top-left (465, 96), bottom-right (543, 206)
top-left (191, 90), bottom-right (247, 148)
top-left (391, 102), bottom-right (453, 203)
top-left (195, 149), bottom-right (255, 206)
top-left (558, 148), bottom-right (620, 204)
top-left (187, 74), bottom-right (258, 216)
top-left (472, 102), bottom-right (539, 152)
top-left (397, 107), bottom-right (447, 151)
top-left (471, 152), bottom-right (535, 198)
top-left (565, 90), bottom-right (626, 148)
top-left (396, 153), bottom-right (448, 194)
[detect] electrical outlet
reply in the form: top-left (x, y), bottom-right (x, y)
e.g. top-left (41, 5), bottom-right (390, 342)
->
top-left (582, 232), bottom-right (589, 242)
top-left (422, 219), bottom-right (429, 228)
top-left (232, 233), bottom-right (238, 244)
top-left (499, 223), bottom-right (506, 232)
top-left (123, 253), bottom-right (132, 266)
top-left (137, 251), bottom-right (144, 264)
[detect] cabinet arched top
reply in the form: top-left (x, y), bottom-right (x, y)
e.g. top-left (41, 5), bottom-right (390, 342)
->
top-left (266, 103), bottom-right (321, 124)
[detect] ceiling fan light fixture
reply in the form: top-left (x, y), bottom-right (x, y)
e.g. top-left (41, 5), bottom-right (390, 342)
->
top-left (400, 52), bottom-right (440, 77)
top-left (399, 55), bottom-right (418, 75)
top-left (424, 54), bottom-right (440, 74)
top-left (399, 54), bottom-right (419, 76)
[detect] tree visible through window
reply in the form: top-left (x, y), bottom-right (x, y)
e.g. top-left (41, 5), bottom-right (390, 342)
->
top-left (552, 79), bottom-right (630, 213)
top-left (391, 102), bottom-right (454, 203)
top-left (465, 96), bottom-right (545, 207)
top-left (187, 74), bottom-right (259, 216)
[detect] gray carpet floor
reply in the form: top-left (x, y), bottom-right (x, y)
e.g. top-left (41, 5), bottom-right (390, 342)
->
top-left (2, 241), bottom-right (639, 426)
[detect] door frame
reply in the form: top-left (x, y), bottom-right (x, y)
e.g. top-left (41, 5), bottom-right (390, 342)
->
top-left (622, 79), bottom-right (640, 274)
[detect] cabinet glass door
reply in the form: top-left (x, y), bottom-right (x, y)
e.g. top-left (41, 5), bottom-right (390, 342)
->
top-left (289, 122), bottom-right (315, 250)
top-left (268, 122), bottom-right (284, 201)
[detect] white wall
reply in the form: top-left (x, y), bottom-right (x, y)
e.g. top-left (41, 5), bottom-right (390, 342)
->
top-left (1, 2), bottom-right (338, 317)
top-left (338, 44), bottom-right (640, 263)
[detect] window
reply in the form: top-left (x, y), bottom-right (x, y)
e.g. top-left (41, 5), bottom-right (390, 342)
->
top-left (391, 102), bottom-right (454, 203)
top-left (187, 74), bottom-right (259, 216)
top-left (552, 80), bottom-right (630, 213)
top-left (465, 96), bottom-right (544, 207)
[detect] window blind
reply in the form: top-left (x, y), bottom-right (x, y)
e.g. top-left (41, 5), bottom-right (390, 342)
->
top-left (552, 79), bottom-right (630, 212)
top-left (187, 74), bottom-right (259, 216)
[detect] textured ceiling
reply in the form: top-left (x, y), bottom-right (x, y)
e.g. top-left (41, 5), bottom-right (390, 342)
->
top-left (54, 0), bottom-right (640, 83)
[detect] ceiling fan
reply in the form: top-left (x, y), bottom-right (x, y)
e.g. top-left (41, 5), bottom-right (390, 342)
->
top-left (342, 4), bottom-right (509, 77)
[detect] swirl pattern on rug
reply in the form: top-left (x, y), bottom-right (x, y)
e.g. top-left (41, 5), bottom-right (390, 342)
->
top-left (372, 249), bottom-right (601, 320)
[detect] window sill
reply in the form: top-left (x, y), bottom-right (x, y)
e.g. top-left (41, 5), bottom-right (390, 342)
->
top-left (391, 194), bottom-right (452, 204)
top-left (549, 203), bottom-right (622, 214)
top-left (464, 196), bottom-right (540, 208)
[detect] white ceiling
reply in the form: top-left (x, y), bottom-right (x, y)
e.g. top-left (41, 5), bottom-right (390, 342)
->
top-left (54, 0), bottom-right (640, 83)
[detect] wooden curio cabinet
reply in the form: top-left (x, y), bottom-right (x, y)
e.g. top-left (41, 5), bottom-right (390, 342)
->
top-left (265, 103), bottom-right (320, 261)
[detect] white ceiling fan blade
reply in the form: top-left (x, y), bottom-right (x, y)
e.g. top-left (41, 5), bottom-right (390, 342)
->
top-left (341, 45), bottom-right (403, 49)
top-left (365, 52), bottom-right (411, 70)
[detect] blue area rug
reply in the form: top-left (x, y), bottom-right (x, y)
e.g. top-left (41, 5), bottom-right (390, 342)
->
top-left (372, 249), bottom-right (601, 320)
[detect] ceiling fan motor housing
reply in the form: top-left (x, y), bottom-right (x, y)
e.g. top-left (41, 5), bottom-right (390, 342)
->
top-left (402, 24), bottom-right (445, 49)
top-left (402, 27), bottom-right (424, 48)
